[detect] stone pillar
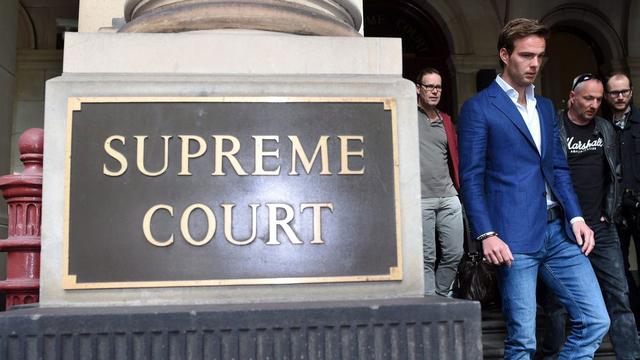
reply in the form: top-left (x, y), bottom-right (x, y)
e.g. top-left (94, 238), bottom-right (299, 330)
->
top-left (40, 0), bottom-right (424, 307)
top-left (0, 1), bottom-right (18, 299)
top-left (120, 0), bottom-right (362, 35)
top-left (0, 0), bottom-right (18, 240)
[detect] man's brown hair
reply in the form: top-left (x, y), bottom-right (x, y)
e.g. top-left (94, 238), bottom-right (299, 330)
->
top-left (497, 18), bottom-right (549, 68)
top-left (415, 67), bottom-right (441, 85)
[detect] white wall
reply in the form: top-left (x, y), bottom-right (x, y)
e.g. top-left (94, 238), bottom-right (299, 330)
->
top-left (78, 0), bottom-right (125, 32)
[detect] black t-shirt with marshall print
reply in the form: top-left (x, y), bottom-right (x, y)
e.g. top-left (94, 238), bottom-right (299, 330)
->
top-left (563, 116), bottom-right (607, 225)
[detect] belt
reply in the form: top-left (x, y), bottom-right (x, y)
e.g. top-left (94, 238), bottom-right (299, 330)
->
top-left (547, 206), bottom-right (563, 223)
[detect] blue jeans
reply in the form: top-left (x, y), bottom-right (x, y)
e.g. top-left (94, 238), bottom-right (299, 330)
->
top-left (540, 222), bottom-right (640, 359)
top-left (498, 219), bottom-right (609, 359)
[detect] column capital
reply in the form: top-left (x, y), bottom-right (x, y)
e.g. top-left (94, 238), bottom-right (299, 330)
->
top-left (120, 0), bottom-right (362, 36)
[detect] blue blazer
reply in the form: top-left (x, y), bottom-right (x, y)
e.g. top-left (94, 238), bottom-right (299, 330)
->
top-left (457, 81), bottom-right (582, 253)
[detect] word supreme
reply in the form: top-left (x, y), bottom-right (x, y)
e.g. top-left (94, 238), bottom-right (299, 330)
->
top-left (102, 135), bottom-right (366, 176)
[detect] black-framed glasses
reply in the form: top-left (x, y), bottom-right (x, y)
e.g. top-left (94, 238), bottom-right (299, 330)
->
top-left (607, 89), bottom-right (632, 98)
top-left (418, 83), bottom-right (443, 92)
top-left (571, 73), bottom-right (599, 91)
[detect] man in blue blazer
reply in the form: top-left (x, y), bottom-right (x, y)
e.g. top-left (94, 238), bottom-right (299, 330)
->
top-left (458, 18), bottom-right (610, 358)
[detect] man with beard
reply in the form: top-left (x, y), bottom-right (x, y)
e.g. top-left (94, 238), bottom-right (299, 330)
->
top-left (604, 72), bottom-right (640, 335)
top-left (540, 74), bottom-right (640, 359)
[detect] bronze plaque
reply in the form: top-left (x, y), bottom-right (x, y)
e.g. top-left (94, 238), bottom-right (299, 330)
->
top-left (63, 97), bottom-right (402, 289)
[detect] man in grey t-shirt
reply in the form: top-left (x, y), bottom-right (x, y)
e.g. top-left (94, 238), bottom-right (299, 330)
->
top-left (416, 67), bottom-right (463, 296)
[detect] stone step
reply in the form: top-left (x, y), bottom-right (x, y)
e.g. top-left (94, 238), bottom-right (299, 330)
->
top-left (480, 304), bottom-right (616, 359)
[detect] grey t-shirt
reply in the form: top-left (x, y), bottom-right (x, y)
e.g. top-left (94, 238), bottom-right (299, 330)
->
top-left (418, 109), bottom-right (457, 198)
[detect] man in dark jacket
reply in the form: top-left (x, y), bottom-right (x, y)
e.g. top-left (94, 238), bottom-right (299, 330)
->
top-left (541, 74), bottom-right (640, 359)
top-left (604, 72), bottom-right (640, 332)
top-left (416, 67), bottom-right (463, 297)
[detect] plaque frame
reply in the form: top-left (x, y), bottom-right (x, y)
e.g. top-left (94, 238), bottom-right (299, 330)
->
top-left (62, 96), bottom-right (403, 289)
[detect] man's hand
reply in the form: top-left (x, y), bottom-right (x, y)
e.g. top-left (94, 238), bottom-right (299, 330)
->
top-left (482, 236), bottom-right (513, 266)
top-left (572, 220), bottom-right (594, 255)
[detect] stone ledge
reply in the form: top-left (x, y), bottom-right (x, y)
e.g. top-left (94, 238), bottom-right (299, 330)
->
top-left (63, 32), bottom-right (402, 76)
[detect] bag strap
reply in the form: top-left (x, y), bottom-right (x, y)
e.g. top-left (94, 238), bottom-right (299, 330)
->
top-left (462, 209), bottom-right (483, 254)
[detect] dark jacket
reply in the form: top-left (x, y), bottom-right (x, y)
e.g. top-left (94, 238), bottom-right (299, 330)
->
top-left (610, 105), bottom-right (640, 213)
top-left (441, 112), bottom-right (461, 191)
top-left (616, 105), bottom-right (640, 191)
top-left (558, 111), bottom-right (621, 222)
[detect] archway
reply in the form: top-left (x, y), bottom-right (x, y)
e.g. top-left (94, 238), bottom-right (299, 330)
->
top-left (540, 5), bottom-right (625, 110)
top-left (363, 0), bottom-right (454, 115)
top-left (541, 27), bottom-right (602, 111)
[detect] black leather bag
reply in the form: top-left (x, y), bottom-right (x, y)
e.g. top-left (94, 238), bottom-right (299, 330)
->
top-left (453, 251), bottom-right (499, 305)
top-left (453, 214), bottom-right (499, 305)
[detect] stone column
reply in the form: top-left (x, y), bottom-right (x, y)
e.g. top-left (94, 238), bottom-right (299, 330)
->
top-left (0, 1), bottom-right (18, 239)
top-left (0, 0), bottom-right (17, 309)
top-left (120, 0), bottom-right (362, 36)
top-left (41, 0), bottom-right (424, 308)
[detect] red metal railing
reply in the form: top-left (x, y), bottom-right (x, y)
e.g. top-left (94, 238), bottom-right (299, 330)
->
top-left (0, 128), bottom-right (43, 309)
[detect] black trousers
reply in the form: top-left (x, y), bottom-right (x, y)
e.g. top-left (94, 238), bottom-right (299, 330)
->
top-left (616, 212), bottom-right (640, 329)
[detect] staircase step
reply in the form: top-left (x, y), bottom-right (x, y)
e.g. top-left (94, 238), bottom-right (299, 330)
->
top-left (481, 306), bottom-right (616, 359)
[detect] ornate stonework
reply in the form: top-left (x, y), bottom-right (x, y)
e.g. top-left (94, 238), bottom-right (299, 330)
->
top-left (120, 0), bottom-right (362, 36)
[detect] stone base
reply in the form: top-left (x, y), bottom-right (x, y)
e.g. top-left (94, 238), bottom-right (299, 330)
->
top-left (42, 32), bottom-right (423, 307)
top-left (0, 297), bottom-right (481, 359)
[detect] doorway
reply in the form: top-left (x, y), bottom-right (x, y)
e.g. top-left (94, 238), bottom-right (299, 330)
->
top-left (541, 27), bottom-right (603, 111)
top-left (363, 0), bottom-right (454, 115)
